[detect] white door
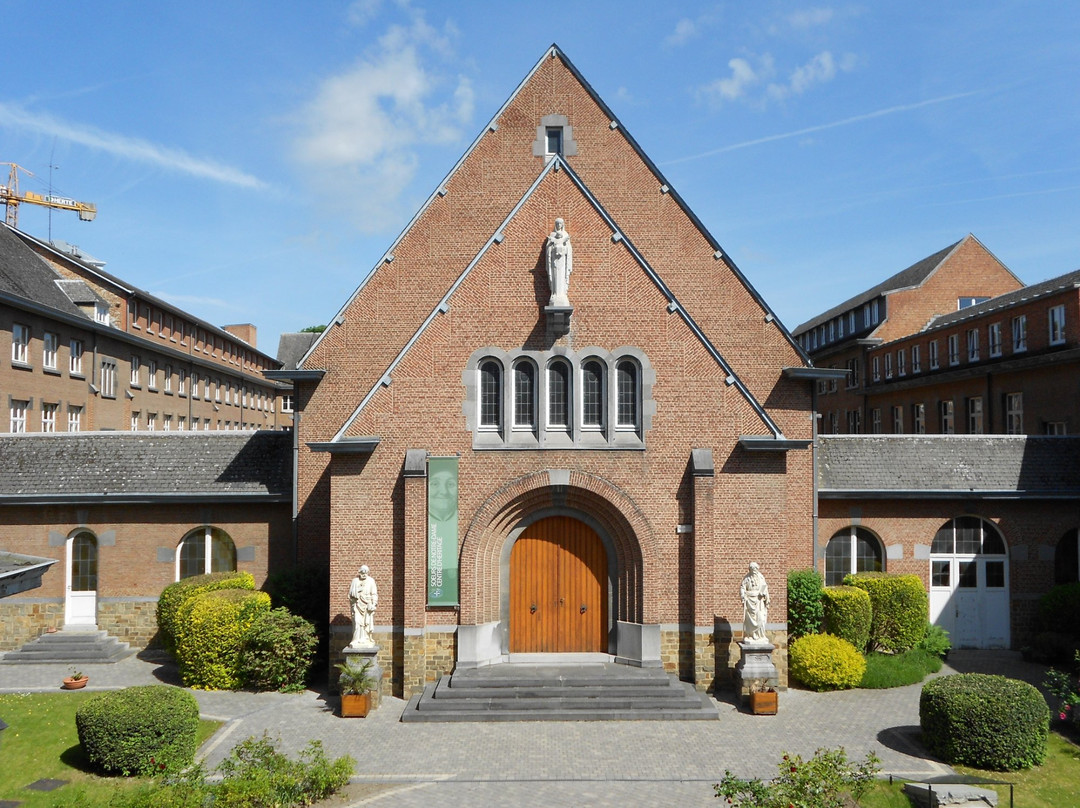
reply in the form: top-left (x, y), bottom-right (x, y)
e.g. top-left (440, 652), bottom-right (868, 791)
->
top-left (930, 517), bottom-right (1010, 649)
top-left (65, 532), bottom-right (98, 627)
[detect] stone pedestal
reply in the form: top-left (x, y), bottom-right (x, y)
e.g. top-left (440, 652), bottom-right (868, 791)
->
top-left (343, 644), bottom-right (383, 709)
top-left (734, 641), bottom-right (778, 700)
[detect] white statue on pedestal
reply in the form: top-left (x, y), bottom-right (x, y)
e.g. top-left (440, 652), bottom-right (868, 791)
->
top-left (348, 565), bottom-right (378, 648)
top-left (546, 218), bottom-right (573, 307)
top-left (740, 562), bottom-right (771, 645)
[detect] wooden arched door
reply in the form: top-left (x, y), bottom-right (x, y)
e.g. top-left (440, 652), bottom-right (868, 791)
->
top-left (509, 516), bottom-right (608, 653)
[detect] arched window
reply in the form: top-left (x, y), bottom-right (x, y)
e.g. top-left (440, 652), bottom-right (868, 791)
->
top-left (932, 516), bottom-right (1006, 555)
top-left (1055, 528), bottom-right (1079, 584)
top-left (824, 526), bottom-right (883, 586)
top-left (71, 531), bottom-right (98, 592)
top-left (178, 527), bottom-right (237, 580)
top-left (581, 359), bottom-right (605, 430)
top-left (548, 360), bottom-right (571, 429)
top-left (513, 360), bottom-right (536, 430)
top-left (478, 360), bottom-right (502, 431)
top-left (616, 359), bottom-right (640, 432)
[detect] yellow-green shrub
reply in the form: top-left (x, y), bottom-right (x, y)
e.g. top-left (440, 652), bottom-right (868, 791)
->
top-left (175, 588), bottom-right (270, 689)
top-left (822, 585), bottom-right (872, 653)
top-left (845, 572), bottom-right (928, 653)
top-left (157, 570), bottom-right (255, 653)
top-left (790, 633), bottom-right (867, 691)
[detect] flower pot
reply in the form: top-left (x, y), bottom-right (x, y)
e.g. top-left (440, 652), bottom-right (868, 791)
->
top-left (748, 690), bottom-right (777, 715)
top-left (62, 676), bottom-right (88, 690)
top-left (341, 692), bottom-right (371, 718)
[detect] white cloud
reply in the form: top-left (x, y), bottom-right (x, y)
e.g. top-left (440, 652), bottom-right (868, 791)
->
top-left (0, 101), bottom-right (265, 189)
top-left (787, 8), bottom-right (834, 28)
top-left (292, 9), bottom-right (473, 233)
top-left (699, 55), bottom-right (775, 105)
top-left (347, 0), bottom-right (383, 26)
top-left (665, 18), bottom-right (698, 46)
top-left (766, 51), bottom-right (855, 102)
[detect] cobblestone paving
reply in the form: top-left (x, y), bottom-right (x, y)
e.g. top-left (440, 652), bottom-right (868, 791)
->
top-left (0, 650), bottom-right (1046, 807)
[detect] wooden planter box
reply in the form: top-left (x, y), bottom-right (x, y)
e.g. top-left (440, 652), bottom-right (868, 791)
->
top-left (748, 690), bottom-right (777, 715)
top-left (340, 693), bottom-right (371, 718)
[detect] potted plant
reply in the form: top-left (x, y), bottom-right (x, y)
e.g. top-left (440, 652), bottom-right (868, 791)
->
top-left (747, 679), bottom-right (777, 715)
top-left (335, 659), bottom-right (376, 717)
top-left (63, 667), bottom-right (89, 690)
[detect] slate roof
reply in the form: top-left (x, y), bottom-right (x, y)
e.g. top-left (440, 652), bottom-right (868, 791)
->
top-left (276, 332), bottom-right (319, 370)
top-left (0, 225), bottom-right (87, 318)
top-left (0, 432), bottom-right (291, 502)
top-left (818, 435), bottom-right (1080, 497)
top-left (923, 267), bottom-right (1080, 333)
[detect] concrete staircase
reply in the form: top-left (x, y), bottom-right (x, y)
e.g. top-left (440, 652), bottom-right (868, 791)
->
top-left (2, 628), bottom-right (135, 664)
top-left (401, 662), bottom-right (718, 722)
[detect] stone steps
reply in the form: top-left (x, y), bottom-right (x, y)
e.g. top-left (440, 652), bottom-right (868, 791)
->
top-left (2, 629), bottom-right (134, 664)
top-left (401, 662), bottom-right (718, 722)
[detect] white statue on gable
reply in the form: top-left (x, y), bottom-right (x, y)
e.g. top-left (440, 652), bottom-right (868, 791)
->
top-left (348, 565), bottom-right (378, 648)
top-left (740, 562), bottom-right (771, 645)
top-left (546, 218), bottom-right (573, 307)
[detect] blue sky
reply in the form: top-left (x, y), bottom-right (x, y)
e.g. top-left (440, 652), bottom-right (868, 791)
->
top-left (3, 2), bottom-right (1078, 354)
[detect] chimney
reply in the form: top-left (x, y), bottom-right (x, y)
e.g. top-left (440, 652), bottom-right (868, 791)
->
top-left (222, 324), bottom-right (257, 347)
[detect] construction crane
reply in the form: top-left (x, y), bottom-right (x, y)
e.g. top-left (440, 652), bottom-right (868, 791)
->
top-left (1, 163), bottom-right (97, 228)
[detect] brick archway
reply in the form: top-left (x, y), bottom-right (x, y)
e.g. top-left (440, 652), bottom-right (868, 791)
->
top-left (458, 470), bottom-right (657, 626)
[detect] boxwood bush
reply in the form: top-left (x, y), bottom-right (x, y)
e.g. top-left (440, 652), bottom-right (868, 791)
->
top-left (1035, 583), bottom-right (1080, 639)
top-left (238, 607), bottom-right (318, 692)
top-left (175, 588), bottom-right (271, 689)
top-left (845, 572), bottom-right (928, 653)
top-left (790, 633), bottom-right (866, 691)
top-left (822, 585), bottom-right (872, 653)
top-left (920, 673), bottom-right (1049, 771)
top-left (157, 570), bottom-right (255, 653)
top-left (787, 568), bottom-right (824, 640)
top-left (75, 685), bottom-right (199, 775)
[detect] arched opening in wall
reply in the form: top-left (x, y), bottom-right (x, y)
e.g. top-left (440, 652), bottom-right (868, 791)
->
top-left (929, 516), bottom-right (1009, 649)
top-left (65, 530), bottom-right (98, 627)
top-left (1055, 528), bottom-right (1079, 584)
top-left (177, 527), bottom-right (237, 580)
top-left (824, 526), bottom-right (884, 586)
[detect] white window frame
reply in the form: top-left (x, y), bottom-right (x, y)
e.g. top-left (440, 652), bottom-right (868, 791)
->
top-left (10, 400), bottom-right (28, 433)
top-left (179, 369), bottom-right (188, 396)
top-left (131, 411), bottom-right (140, 431)
top-left (163, 414), bottom-right (173, 431)
top-left (940, 400), bottom-right (955, 434)
top-left (911, 344), bottom-right (921, 374)
top-left (947, 334), bottom-right (960, 366)
top-left (94, 302), bottom-right (110, 325)
top-left (872, 356), bottom-right (880, 382)
top-left (884, 353), bottom-right (893, 379)
top-left (913, 403), bottom-right (925, 434)
top-left (100, 359), bottom-right (117, 398)
top-left (69, 338), bottom-right (84, 376)
top-left (164, 365), bottom-right (172, 393)
top-left (41, 402), bottom-right (58, 432)
top-left (11, 323), bottom-right (29, 364)
top-left (147, 359), bottom-right (158, 390)
top-left (871, 408), bottom-right (881, 433)
top-left (988, 322), bottom-right (1002, 357)
top-left (892, 405), bottom-right (903, 434)
top-left (897, 349), bottom-right (906, 377)
top-left (1006, 392), bottom-right (1023, 435)
top-left (1012, 315), bottom-right (1027, 353)
top-left (967, 397), bottom-right (984, 434)
top-left (68, 406), bottom-right (82, 432)
top-left (966, 329), bottom-right (980, 362)
top-left (1049, 304), bottom-right (1066, 345)
top-left (147, 412), bottom-right (157, 431)
top-left (929, 340), bottom-right (939, 370)
top-left (130, 355), bottom-right (141, 387)
top-left (43, 331), bottom-right (59, 370)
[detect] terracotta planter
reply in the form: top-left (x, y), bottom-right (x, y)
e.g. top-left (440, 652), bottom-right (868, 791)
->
top-left (748, 690), bottom-right (777, 715)
top-left (62, 676), bottom-right (89, 690)
top-left (340, 692), bottom-right (371, 718)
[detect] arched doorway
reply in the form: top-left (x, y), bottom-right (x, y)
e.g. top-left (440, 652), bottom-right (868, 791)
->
top-left (509, 516), bottom-right (608, 653)
top-left (929, 516), bottom-right (1009, 649)
top-left (65, 530), bottom-right (98, 627)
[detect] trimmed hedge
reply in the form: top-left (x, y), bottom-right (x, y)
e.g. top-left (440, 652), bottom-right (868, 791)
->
top-left (790, 633), bottom-right (866, 691)
top-left (787, 568), bottom-right (824, 640)
top-left (1036, 583), bottom-right (1080, 639)
top-left (239, 607), bottom-right (318, 692)
top-left (76, 685), bottom-right (199, 775)
top-left (920, 674), bottom-right (1049, 771)
top-left (157, 570), bottom-right (255, 653)
top-left (175, 588), bottom-right (271, 689)
top-left (822, 585), bottom-right (872, 653)
top-left (845, 572), bottom-right (928, 653)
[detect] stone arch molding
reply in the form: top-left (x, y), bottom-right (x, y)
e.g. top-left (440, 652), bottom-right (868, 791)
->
top-left (458, 468), bottom-right (659, 629)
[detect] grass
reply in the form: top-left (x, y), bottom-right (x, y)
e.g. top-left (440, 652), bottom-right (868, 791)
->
top-left (859, 649), bottom-right (942, 689)
top-left (0, 691), bottom-right (220, 807)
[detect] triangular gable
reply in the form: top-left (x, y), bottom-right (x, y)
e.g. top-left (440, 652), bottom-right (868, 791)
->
top-left (327, 156), bottom-right (785, 444)
top-left (298, 44), bottom-right (808, 373)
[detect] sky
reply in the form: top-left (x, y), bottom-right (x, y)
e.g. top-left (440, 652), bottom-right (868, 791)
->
top-left (2, 2), bottom-right (1079, 355)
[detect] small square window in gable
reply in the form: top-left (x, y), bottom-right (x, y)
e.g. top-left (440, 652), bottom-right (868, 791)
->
top-left (532, 113), bottom-right (578, 158)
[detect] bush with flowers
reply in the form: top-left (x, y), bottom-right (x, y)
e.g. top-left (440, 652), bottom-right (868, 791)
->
top-left (1044, 650), bottom-right (1080, 728)
top-left (713, 746), bottom-right (880, 807)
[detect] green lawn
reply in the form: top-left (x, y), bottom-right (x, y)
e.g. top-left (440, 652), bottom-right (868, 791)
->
top-left (0, 691), bottom-right (220, 807)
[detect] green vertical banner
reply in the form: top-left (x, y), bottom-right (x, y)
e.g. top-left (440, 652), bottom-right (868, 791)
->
top-left (427, 456), bottom-right (459, 606)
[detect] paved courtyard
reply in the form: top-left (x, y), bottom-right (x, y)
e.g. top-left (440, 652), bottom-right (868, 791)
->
top-left (0, 650), bottom-right (1046, 807)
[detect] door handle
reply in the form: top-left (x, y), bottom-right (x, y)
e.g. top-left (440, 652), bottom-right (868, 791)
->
top-left (580, 604), bottom-right (587, 614)
top-left (559, 597), bottom-right (565, 606)
top-left (530, 603), bottom-right (537, 614)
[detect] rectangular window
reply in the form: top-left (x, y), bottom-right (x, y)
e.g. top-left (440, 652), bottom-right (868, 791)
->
top-left (837, 317), bottom-right (845, 338)
top-left (12, 323), bottom-right (30, 364)
top-left (967, 329), bottom-right (980, 362)
top-left (147, 412), bottom-right (157, 431)
top-left (545, 126), bottom-right (563, 155)
top-left (911, 344), bottom-right (921, 374)
top-left (967, 397), bottom-right (984, 434)
top-left (281, 394), bottom-right (294, 413)
top-left (892, 406), bottom-right (904, 434)
top-left (1006, 392), bottom-right (1023, 435)
top-left (131, 411), bottom-right (140, 431)
top-left (1012, 315), bottom-right (1027, 352)
top-left (872, 356), bottom-right (880, 382)
top-left (130, 355), bottom-right (141, 386)
top-left (95, 302), bottom-right (110, 325)
top-left (10, 400), bottom-right (28, 433)
top-left (43, 332), bottom-right (59, 370)
top-left (164, 365), bottom-right (172, 393)
top-left (163, 414), bottom-right (172, 431)
top-left (848, 311), bottom-right (856, 333)
top-left (871, 408), bottom-right (881, 434)
top-left (69, 339), bottom-right (84, 375)
top-left (203, 377), bottom-right (210, 399)
top-left (929, 339), bottom-right (939, 370)
top-left (100, 359), bottom-right (116, 398)
top-left (548, 362), bottom-right (569, 428)
top-left (846, 409), bottom-right (862, 433)
top-left (845, 358), bottom-right (860, 388)
top-left (988, 322), bottom-right (1002, 357)
top-left (1049, 304), bottom-right (1066, 345)
top-left (41, 402), bottom-right (58, 432)
top-left (884, 353), bottom-right (893, 379)
top-left (215, 382), bottom-right (221, 403)
top-left (897, 349), bottom-right (906, 377)
top-left (581, 361), bottom-right (604, 428)
top-left (871, 299), bottom-right (880, 324)
top-left (940, 400), bottom-right (955, 434)
top-left (147, 359), bottom-right (158, 390)
top-left (68, 405), bottom-right (82, 432)
top-left (913, 403), bottom-right (925, 434)
top-left (166, 315), bottom-right (174, 340)
top-left (1046, 421), bottom-right (1067, 435)
top-left (828, 321), bottom-right (835, 343)
top-left (178, 415), bottom-right (187, 430)
top-left (179, 369), bottom-right (188, 396)
top-left (947, 334), bottom-right (960, 366)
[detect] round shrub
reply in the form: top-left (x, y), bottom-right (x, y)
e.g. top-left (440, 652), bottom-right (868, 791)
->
top-left (845, 572), bottom-right (928, 653)
top-left (176, 588), bottom-right (271, 689)
top-left (1035, 583), bottom-right (1080, 639)
top-left (920, 674), bottom-right (1049, 771)
top-left (157, 570), bottom-right (255, 653)
top-left (787, 568), bottom-right (824, 640)
top-left (822, 585), bottom-right (872, 653)
top-left (239, 607), bottom-right (318, 692)
top-left (790, 633), bottom-right (866, 691)
top-left (76, 685), bottom-right (199, 775)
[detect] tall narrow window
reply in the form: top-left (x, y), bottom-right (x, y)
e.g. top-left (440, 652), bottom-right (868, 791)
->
top-left (41, 402), bottom-right (58, 432)
top-left (71, 532), bottom-right (98, 591)
top-left (100, 359), bottom-right (116, 398)
top-left (10, 400), bottom-right (28, 433)
top-left (892, 406), bottom-right (904, 434)
top-left (548, 360), bottom-right (570, 429)
top-left (43, 332), bottom-right (59, 370)
top-left (11, 323), bottom-right (29, 364)
top-left (967, 329), bottom-right (980, 362)
top-left (947, 335), bottom-right (960, 366)
top-left (929, 340), bottom-right (939, 370)
top-left (616, 360), bottom-right (640, 431)
top-left (911, 345), bottom-right (921, 374)
top-left (913, 403), bottom-right (925, 434)
top-left (1012, 315), bottom-right (1027, 352)
top-left (940, 400), bottom-right (955, 434)
top-left (581, 360), bottom-right (605, 429)
top-left (68, 405), bottom-right (82, 432)
top-left (988, 322), bottom-right (1002, 357)
top-left (513, 361), bottom-right (536, 430)
top-left (479, 360), bottom-right (502, 431)
top-left (1049, 304), bottom-right (1066, 345)
top-left (69, 339), bottom-right (84, 375)
top-left (1006, 392), bottom-right (1023, 434)
top-left (545, 127), bottom-right (563, 156)
top-left (967, 397), bottom-right (984, 434)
